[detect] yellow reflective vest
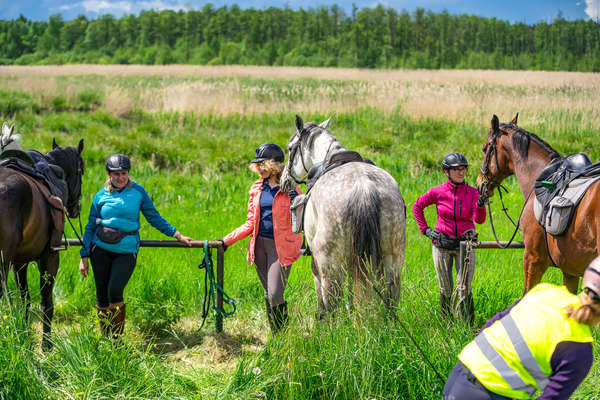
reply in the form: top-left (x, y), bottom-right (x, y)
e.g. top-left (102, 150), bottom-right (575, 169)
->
top-left (459, 283), bottom-right (593, 399)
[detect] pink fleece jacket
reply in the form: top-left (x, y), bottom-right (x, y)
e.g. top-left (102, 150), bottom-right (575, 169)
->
top-left (223, 178), bottom-right (302, 267)
top-left (413, 180), bottom-right (486, 238)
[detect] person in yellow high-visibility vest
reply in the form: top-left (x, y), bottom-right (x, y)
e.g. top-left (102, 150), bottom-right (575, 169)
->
top-left (443, 257), bottom-right (600, 399)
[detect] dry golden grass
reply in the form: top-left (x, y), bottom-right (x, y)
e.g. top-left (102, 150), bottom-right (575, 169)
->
top-left (1, 65), bottom-right (599, 128)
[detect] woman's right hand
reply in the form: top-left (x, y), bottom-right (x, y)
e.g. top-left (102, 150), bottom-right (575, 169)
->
top-left (218, 239), bottom-right (228, 252)
top-left (79, 257), bottom-right (89, 277)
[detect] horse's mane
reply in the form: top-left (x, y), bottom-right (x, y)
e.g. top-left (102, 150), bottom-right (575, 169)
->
top-left (502, 123), bottom-right (560, 161)
top-left (305, 122), bottom-right (343, 153)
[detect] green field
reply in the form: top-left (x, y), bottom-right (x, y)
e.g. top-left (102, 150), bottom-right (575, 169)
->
top-left (1, 68), bottom-right (599, 399)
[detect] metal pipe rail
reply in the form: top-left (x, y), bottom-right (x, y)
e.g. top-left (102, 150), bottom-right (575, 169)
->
top-left (459, 240), bottom-right (525, 272)
top-left (59, 239), bottom-right (227, 333)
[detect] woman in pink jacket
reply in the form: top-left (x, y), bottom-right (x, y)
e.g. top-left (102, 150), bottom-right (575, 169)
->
top-left (219, 143), bottom-right (302, 333)
top-left (413, 152), bottom-right (486, 324)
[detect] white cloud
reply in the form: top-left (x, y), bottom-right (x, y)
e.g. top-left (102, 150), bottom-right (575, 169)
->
top-left (584, 0), bottom-right (600, 19)
top-left (56, 0), bottom-right (191, 16)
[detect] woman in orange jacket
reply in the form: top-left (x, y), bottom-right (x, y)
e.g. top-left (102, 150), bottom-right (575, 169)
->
top-left (220, 143), bottom-right (302, 332)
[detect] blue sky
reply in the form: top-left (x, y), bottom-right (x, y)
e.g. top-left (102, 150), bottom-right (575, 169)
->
top-left (0, 0), bottom-right (599, 23)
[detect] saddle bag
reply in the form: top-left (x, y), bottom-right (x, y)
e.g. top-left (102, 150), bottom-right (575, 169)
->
top-left (290, 194), bottom-right (308, 234)
top-left (544, 196), bottom-right (575, 236)
top-left (96, 225), bottom-right (137, 244)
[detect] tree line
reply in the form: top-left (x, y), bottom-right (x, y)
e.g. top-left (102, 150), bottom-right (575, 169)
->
top-left (1, 5), bottom-right (599, 71)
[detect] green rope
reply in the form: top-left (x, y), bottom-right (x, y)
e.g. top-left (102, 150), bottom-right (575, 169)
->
top-left (202, 240), bottom-right (236, 318)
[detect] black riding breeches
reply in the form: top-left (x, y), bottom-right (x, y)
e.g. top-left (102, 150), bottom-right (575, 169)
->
top-left (442, 361), bottom-right (511, 400)
top-left (90, 244), bottom-right (137, 307)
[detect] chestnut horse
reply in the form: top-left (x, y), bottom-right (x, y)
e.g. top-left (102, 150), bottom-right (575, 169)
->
top-left (0, 138), bottom-right (85, 348)
top-left (476, 114), bottom-right (598, 294)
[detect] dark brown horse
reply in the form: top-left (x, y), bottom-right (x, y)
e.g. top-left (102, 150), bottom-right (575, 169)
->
top-left (476, 114), bottom-right (599, 294)
top-left (0, 138), bottom-right (84, 348)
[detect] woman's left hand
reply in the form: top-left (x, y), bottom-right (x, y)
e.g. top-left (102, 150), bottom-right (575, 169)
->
top-left (174, 232), bottom-right (194, 246)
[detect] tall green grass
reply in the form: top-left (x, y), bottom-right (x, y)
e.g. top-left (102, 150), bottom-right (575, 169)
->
top-left (0, 91), bottom-right (599, 399)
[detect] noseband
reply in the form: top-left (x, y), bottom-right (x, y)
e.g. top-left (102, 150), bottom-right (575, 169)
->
top-left (479, 126), bottom-right (505, 196)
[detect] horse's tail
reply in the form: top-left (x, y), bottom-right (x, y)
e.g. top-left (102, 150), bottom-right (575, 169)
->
top-left (344, 181), bottom-right (382, 281)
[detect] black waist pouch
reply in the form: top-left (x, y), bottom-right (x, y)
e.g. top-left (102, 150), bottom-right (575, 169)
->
top-left (96, 225), bottom-right (137, 244)
top-left (434, 232), bottom-right (461, 250)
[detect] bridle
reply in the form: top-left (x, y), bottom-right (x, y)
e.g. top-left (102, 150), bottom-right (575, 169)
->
top-left (286, 127), bottom-right (310, 185)
top-left (479, 124), bottom-right (528, 248)
top-left (286, 125), bottom-right (339, 188)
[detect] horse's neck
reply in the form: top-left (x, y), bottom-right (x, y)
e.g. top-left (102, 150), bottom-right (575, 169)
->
top-left (310, 134), bottom-right (343, 165)
top-left (511, 145), bottom-right (554, 198)
top-left (1, 140), bottom-right (21, 152)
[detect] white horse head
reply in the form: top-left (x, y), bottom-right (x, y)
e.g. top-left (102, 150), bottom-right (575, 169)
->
top-left (1, 122), bottom-right (22, 152)
top-left (281, 115), bottom-right (339, 192)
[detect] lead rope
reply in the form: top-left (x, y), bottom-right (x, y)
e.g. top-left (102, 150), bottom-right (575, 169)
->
top-left (198, 240), bottom-right (236, 330)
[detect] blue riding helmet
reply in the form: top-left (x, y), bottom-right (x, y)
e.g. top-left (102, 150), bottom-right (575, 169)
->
top-left (106, 154), bottom-right (131, 172)
top-left (442, 152), bottom-right (469, 170)
top-left (251, 143), bottom-right (284, 163)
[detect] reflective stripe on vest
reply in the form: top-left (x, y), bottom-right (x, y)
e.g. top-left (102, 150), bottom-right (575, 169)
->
top-left (474, 313), bottom-right (550, 396)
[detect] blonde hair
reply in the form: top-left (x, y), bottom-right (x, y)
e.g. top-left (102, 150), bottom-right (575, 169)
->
top-left (565, 291), bottom-right (600, 326)
top-left (104, 175), bottom-right (132, 193)
top-left (249, 160), bottom-right (284, 182)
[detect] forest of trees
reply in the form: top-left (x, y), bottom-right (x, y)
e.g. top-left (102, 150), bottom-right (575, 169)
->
top-left (1, 5), bottom-right (599, 71)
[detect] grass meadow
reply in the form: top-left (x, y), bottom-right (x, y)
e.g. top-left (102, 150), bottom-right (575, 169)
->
top-left (0, 65), bottom-right (599, 399)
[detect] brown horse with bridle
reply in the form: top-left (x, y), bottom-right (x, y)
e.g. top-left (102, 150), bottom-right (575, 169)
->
top-left (0, 138), bottom-right (84, 348)
top-left (476, 114), bottom-right (599, 294)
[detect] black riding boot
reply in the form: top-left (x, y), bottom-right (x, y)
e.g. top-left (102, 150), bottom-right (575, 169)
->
top-left (270, 302), bottom-right (288, 333)
top-left (265, 296), bottom-right (275, 331)
top-left (440, 294), bottom-right (452, 318)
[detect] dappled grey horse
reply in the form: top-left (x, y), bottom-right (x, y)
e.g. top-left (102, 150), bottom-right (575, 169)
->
top-left (1, 122), bottom-right (22, 152)
top-left (281, 115), bottom-right (406, 315)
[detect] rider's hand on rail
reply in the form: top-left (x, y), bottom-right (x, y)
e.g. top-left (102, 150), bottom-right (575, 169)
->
top-left (174, 231), bottom-right (194, 247)
top-left (79, 257), bottom-right (89, 277)
top-left (218, 239), bottom-right (228, 252)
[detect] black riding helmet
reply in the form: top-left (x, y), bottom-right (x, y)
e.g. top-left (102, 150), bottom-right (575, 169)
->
top-left (106, 154), bottom-right (131, 172)
top-left (251, 143), bottom-right (284, 163)
top-left (442, 152), bottom-right (469, 170)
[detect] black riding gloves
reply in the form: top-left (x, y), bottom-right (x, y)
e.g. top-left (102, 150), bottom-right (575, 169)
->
top-left (477, 195), bottom-right (489, 207)
top-left (218, 239), bottom-right (228, 252)
top-left (425, 227), bottom-right (440, 243)
top-left (288, 189), bottom-right (299, 202)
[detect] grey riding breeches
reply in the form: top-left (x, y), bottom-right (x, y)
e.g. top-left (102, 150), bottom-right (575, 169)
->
top-left (254, 236), bottom-right (291, 307)
top-left (432, 245), bottom-right (476, 298)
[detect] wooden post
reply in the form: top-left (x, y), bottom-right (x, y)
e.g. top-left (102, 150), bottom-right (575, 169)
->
top-left (215, 245), bottom-right (224, 333)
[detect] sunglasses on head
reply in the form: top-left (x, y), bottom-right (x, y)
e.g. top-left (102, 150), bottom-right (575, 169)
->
top-left (583, 287), bottom-right (600, 302)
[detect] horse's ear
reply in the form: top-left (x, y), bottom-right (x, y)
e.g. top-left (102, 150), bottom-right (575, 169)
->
top-left (491, 115), bottom-right (499, 133)
top-left (52, 138), bottom-right (59, 149)
top-left (318, 117), bottom-right (331, 130)
top-left (1, 122), bottom-right (8, 136)
top-left (77, 139), bottom-right (84, 154)
top-left (511, 112), bottom-right (519, 125)
top-left (295, 115), bottom-right (304, 132)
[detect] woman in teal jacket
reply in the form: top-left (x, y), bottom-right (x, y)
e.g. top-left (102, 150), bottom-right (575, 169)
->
top-left (78, 154), bottom-right (193, 338)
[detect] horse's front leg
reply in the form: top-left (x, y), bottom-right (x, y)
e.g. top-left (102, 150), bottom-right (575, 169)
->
top-left (13, 263), bottom-right (30, 316)
top-left (523, 249), bottom-right (548, 294)
top-left (310, 257), bottom-right (325, 320)
top-left (38, 251), bottom-right (59, 350)
top-left (562, 273), bottom-right (579, 294)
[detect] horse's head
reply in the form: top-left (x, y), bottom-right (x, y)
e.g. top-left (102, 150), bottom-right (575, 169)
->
top-left (476, 114), bottom-right (521, 200)
top-left (280, 115), bottom-right (334, 192)
top-left (47, 138), bottom-right (85, 218)
top-left (1, 122), bottom-right (22, 152)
